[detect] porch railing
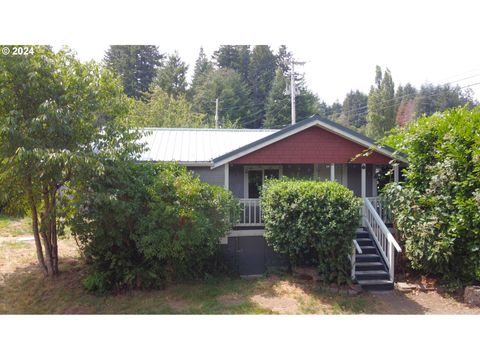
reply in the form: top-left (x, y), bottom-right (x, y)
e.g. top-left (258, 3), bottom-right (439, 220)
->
top-left (238, 198), bottom-right (263, 226)
top-left (363, 197), bottom-right (401, 281)
top-left (366, 196), bottom-right (392, 224)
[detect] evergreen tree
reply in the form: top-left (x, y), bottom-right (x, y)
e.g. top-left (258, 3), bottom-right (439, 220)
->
top-left (366, 66), bottom-right (396, 139)
top-left (153, 51), bottom-right (188, 98)
top-left (213, 45), bottom-right (250, 82)
top-left (276, 45), bottom-right (293, 75)
top-left (340, 90), bottom-right (368, 128)
top-left (104, 45), bottom-right (162, 99)
top-left (248, 45), bottom-right (277, 127)
top-left (192, 47), bottom-right (213, 82)
top-left (192, 68), bottom-right (253, 127)
top-left (189, 47), bottom-right (214, 99)
top-left (264, 68), bottom-right (290, 127)
top-left (413, 83), bottom-right (474, 118)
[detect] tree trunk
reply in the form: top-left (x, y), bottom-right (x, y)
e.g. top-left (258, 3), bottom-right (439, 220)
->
top-left (26, 180), bottom-right (60, 276)
top-left (26, 183), bottom-right (48, 276)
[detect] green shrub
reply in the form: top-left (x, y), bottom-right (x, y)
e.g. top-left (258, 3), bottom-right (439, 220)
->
top-left (382, 106), bottom-right (480, 284)
top-left (261, 179), bottom-right (362, 284)
top-left (69, 161), bottom-right (238, 292)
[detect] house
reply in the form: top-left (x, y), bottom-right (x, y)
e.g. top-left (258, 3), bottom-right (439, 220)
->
top-left (140, 114), bottom-right (404, 290)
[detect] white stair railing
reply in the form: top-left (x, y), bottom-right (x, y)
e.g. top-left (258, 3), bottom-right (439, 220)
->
top-left (366, 196), bottom-right (392, 224)
top-left (363, 197), bottom-right (402, 281)
top-left (238, 198), bottom-right (263, 226)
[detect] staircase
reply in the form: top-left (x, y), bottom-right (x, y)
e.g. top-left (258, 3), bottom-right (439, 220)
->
top-left (354, 228), bottom-right (394, 291)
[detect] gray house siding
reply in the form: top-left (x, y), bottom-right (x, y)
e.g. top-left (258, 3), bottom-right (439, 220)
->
top-left (220, 236), bottom-right (288, 276)
top-left (228, 164), bottom-right (245, 198)
top-left (188, 166), bottom-right (225, 187)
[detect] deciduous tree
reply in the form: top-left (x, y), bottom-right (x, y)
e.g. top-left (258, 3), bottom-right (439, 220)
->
top-left (0, 46), bottom-right (141, 276)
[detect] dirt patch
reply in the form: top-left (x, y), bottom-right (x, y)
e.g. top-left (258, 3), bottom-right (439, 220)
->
top-left (218, 293), bottom-right (244, 306)
top-left (371, 289), bottom-right (480, 314)
top-left (165, 297), bottom-right (190, 311)
top-left (251, 294), bottom-right (299, 314)
top-left (249, 280), bottom-right (313, 314)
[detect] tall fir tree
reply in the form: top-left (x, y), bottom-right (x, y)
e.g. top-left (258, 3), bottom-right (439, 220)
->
top-left (366, 66), bottom-right (396, 139)
top-left (276, 45), bottom-right (292, 76)
top-left (191, 68), bottom-right (253, 127)
top-left (189, 47), bottom-right (214, 99)
top-left (213, 45), bottom-right (250, 82)
top-left (153, 51), bottom-right (188, 98)
top-left (340, 90), bottom-right (368, 128)
top-left (264, 68), bottom-right (290, 127)
top-left (248, 45), bottom-right (277, 127)
top-left (413, 83), bottom-right (474, 118)
top-left (104, 45), bottom-right (162, 99)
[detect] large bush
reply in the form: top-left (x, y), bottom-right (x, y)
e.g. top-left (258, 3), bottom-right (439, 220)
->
top-left (262, 179), bottom-right (362, 284)
top-left (383, 106), bottom-right (480, 284)
top-left (69, 161), bottom-right (238, 292)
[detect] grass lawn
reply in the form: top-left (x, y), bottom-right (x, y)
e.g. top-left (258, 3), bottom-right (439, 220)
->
top-left (0, 218), bottom-right (374, 314)
top-left (0, 215), bottom-right (32, 238)
top-left (2, 216), bottom-right (477, 314)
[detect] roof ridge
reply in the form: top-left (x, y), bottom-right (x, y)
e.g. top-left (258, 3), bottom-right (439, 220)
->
top-left (141, 127), bottom-right (278, 132)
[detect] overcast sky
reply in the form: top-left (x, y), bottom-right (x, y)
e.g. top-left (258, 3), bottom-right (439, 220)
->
top-left (6, 0), bottom-right (480, 104)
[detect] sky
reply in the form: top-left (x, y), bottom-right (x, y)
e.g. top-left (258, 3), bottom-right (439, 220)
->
top-left (5, 0), bottom-right (480, 105)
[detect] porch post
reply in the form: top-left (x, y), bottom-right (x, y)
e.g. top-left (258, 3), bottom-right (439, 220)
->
top-left (372, 165), bottom-right (378, 197)
top-left (393, 163), bottom-right (399, 183)
top-left (313, 164), bottom-right (319, 179)
top-left (224, 163), bottom-right (229, 190)
top-left (361, 163), bottom-right (366, 199)
top-left (330, 163), bottom-right (335, 181)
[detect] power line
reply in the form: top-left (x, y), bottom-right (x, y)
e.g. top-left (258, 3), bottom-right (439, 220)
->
top-left (328, 81), bottom-right (480, 122)
top-left (334, 73), bottom-right (480, 120)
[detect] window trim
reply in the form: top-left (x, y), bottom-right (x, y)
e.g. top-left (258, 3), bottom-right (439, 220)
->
top-left (243, 165), bottom-right (283, 198)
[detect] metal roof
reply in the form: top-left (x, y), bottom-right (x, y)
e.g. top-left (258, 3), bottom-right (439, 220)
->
top-left (139, 127), bottom-right (277, 165)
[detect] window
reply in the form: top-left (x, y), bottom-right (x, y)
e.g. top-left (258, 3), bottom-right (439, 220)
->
top-left (246, 167), bottom-right (280, 198)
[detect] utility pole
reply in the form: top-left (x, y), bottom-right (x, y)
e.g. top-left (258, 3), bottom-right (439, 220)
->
top-left (215, 98), bottom-right (219, 128)
top-left (287, 58), bottom-right (305, 125)
top-left (290, 58), bottom-right (296, 125)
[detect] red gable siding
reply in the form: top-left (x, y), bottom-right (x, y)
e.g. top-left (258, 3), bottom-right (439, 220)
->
top-left (232, 126), bottom-right (392, 165)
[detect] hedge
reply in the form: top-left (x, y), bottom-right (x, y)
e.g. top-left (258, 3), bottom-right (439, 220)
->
top-left (382, 106), bottom-right (480, 285)
top-left (261, 179), bottom-right (362, 284)
top-left (69, 162), bottom-right (239, 293)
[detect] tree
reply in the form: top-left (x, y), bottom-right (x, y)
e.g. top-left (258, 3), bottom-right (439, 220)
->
top-left (104, 45), bottom-right (162, 99)
top-left (0, 46), bottom-right (141, 276)
top-left (340, 90), bottom-right (368, 128)
top-left (190, 47), bottom-right (213, 91)
top-left (152, 51), bottom-right (188, 98)
top-left (264, 68), bottom-right (290, 127)
top-left (130, 86), bottom-right (206, 128)
top-left (192, 68), bottom-right (253, 127)
top-left (276, 45), bottom-right (293, 76)
top-left (248, 45), bottom-right (277, 127)
top-left (395, 83), bottom-right (418, 126)
top-left (414, 83), bottom-right (474, 118)
top-left (383, 106), bottom-right (480, 285)
top-left (366, 66), bottom-right (396, 139)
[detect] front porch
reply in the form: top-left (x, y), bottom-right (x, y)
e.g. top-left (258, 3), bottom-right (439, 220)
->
top-left (233, 195), bottom-right (401, 290)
